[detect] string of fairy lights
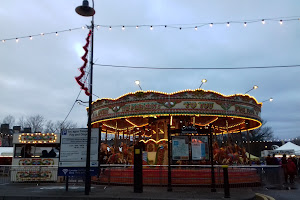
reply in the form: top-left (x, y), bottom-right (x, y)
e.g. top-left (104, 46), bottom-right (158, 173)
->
top-left (1, 16), bottom-right (299, 43)
top-left (0, 130), bottom-right (299, 143)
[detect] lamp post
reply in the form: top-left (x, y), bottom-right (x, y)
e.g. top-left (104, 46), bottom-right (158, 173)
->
top-left (199, 79), bottom-right (207, 88)
top-left (244, 85), bottom-right (258, 94)
top-left (75, 0), bottom-right (95, 195)
top-left (135, 80), bottom-right (143, 90)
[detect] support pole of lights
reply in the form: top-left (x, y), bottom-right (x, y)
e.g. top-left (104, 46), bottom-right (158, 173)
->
top-left (75, 0), bottom-right (95, 195)
top-left (199, 79), bottom-right (207, 89)
top-left (244, 85), bottom-right (258, 94)
top-left (135, 80), bottom-right (143, 90)
top-left (262, 98), bottom-right (273, 103)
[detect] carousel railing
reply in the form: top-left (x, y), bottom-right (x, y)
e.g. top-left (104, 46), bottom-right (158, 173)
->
top-left (91, 164), bottom-right (284, 188)
top-left (0, 165), bottom-right (284, 188)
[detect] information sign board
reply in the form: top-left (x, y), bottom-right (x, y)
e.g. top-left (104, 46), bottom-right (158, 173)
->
top-left (172, 136), bottom-right (189, 160)
top-left (58, 128), bottom-right (99, 176)
top-left (191, 136), bottom-right (209, 160)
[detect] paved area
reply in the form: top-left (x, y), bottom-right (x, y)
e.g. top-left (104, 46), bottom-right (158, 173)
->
top-left (0, 179), bottom-right (299, 200)
top-left (0, 183), bottom-right (255, 200)
top-left (253, 180), bottom-right (300, 200)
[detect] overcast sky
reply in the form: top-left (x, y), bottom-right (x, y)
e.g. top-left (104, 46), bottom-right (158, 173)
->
top-left (0, 0), bottom-right (299, 139)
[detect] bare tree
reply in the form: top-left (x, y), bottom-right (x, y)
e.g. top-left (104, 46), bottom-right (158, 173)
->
top-left (44, 120), bottom-right (78, 133)
top-left (44, 120), bottom-right (56, 133)
top-left (242, 119), bottom-right (274, 141)
top-left (25, 115), bottom-right (45, 132)
top-left (2, 115), bottom-right (15, 128)
top-left (18, 116), bottom-right (26, 130)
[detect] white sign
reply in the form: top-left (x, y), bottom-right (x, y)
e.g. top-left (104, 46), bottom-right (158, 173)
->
top-left (59, 128), bottom-right (99, 167)
top-left (191, 136), bottom-right (208, 160)
top-left (172, 136), bottom-right (189, 160)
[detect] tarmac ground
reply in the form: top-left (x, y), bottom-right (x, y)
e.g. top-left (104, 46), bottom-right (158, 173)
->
top-left (0, 179), bottom-right (299, 200)
top-left (0, 182), bottom-right (256, 200)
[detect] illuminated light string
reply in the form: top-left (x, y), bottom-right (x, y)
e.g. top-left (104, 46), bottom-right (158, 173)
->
top-left (1, 16), bottom-right (299, 43)
top-left (1, 27), bottom-right (83, 43)
top-left (93, 17), bottom-right (299, 30)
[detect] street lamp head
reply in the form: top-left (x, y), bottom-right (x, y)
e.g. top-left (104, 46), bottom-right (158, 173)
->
top-left (262, 97), bottom-right (273, 103)
top-left (253, 85), bottom-right (258, 90)
top-left (75, 0), bottom-right (95, 17)
top-left (199, 79), bottom-right (207, 88)
top-left (135, 80), bottom-right (140, 85)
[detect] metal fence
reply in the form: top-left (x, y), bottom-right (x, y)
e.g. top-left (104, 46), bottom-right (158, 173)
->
top-left (0, 165), bottom-right (284, 188)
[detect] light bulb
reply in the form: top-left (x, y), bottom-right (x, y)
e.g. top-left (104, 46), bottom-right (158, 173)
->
top-left (279, 20), bottom-right (283, 25)
top-left (2, 40), bottom-right (5, 43)
top-left (136, 26), bottom-right (139, 29)
top-left (82, 26), bottom-right (85, 29)
top-left (244, 22), bottom-right (247, 27)
top-left (30, 36), bottom-right (33, 40)
top-left (195, 26), bottom-right (198, 30)
top-left (122, 26), bottom-right (125, 30)
top-left (97, 25), bottom-right (100, 29)
top-left (109, 26), bottom-right (112, 30)
top-left (41, 33), bottom-right (44, 36)
top-left (150, 26), bottom-right (153, 30)
top-left (262, 19), bottom-right (265, 24)
top-left (16, 38), bottom-right (19, 43)
top-left (56, 32), bottom-right (58, 36)
top-left (210, 23), bottom-right (213, 27)
top-left (135, 80), bottom-right (140, 85)
top-left (227, 22), bottom-right (230, 27)
top-left (269, 98), bottom-right (273, 102)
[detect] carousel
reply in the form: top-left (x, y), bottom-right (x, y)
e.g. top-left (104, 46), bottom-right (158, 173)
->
top-left (91, 89), bottom-right (262, 186)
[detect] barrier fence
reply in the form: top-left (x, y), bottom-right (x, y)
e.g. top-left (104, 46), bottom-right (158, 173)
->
top-left (0, 165), bottom-right (284, 188)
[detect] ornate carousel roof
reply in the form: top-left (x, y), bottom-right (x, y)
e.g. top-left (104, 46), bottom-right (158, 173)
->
top-left (90, 89), bottom-right (262, 135)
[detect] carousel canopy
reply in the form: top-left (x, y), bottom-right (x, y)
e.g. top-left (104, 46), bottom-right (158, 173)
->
top-left (90, 89), bottom-right (262, 135)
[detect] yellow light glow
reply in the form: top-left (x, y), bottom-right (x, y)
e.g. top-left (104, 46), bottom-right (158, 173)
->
top-left (91, 89), bottom-right (262, 108)
top-left (140, 139), bottom-right (168, 144)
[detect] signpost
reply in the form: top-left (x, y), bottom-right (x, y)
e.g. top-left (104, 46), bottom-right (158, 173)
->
top-left (58, 128), bottom-right (99, 177)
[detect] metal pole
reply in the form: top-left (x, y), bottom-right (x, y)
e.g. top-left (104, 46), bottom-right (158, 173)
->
top-left (246, 129), bottom-right (251, 166)
top-left (85, 0), bottom-right (94, 195)
top-left (222, 165), bottom-right (230, 198)
top-left (167, 124), bottom-right (172, 191)
top-left (98, 125), bottom-right (102, 178)
top-left (210, 125), bottom-right (216, 192)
